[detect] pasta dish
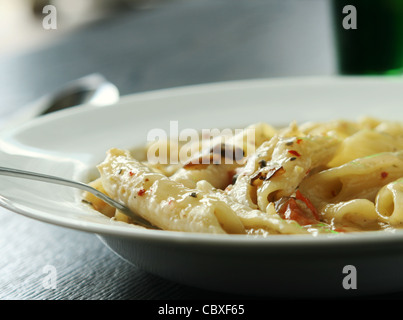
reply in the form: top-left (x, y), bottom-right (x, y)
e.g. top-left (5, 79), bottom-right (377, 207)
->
top-left (83, 117), bottom-right (403, 236)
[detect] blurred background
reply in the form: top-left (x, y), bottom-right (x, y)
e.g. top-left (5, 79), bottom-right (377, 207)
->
top-left (2, 0), bottom-right (403, 122)
top-left (0, 0), bottom-right (338, 124)
top-left (0, 0), bottom-right (177, 56)
top-left (0, 0), bottom-right (185, 55)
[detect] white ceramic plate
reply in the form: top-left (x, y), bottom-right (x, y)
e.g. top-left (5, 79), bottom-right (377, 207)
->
top-left (2, 76), bottom-right (403, 298)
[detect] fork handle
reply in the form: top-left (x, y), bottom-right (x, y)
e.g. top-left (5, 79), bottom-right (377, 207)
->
top-left (0, 166), bottom-right (158, 229)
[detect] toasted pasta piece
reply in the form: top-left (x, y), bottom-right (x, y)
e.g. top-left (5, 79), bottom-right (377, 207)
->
top-left (299, 151), bottom-right (403, 210)
top-left (375, 178), bottom-right (403, 227)
top-left (97, 148), bottom-right (245, 234)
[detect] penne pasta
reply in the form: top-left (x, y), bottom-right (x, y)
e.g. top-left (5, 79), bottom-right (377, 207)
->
top-left (83, 118), bottom-right (403, 236)
top-left (321, 199), bottom-right (379, 231)
top-left (96, 148), bottom-right (245, 234)
top-left (375, 178), bottom-right (403, 227)
top-left (299, 151), bottom-right (403, 208)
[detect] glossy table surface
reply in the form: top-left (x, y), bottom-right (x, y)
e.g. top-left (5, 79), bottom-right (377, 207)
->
top-left (1, 0), bottom-right (401, 300)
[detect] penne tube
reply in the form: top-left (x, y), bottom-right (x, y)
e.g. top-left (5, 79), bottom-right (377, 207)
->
top-left (97, 148), bottom-right (245, 234)
top-left (85, 118), bottom-right (403, 235)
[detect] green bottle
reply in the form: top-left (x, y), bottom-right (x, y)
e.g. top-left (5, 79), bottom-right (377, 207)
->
top-left (331, 0), bottom-right (403, 75)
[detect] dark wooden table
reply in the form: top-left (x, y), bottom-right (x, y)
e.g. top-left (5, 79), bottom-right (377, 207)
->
top-left (0, 0), bottom-right (400, 301)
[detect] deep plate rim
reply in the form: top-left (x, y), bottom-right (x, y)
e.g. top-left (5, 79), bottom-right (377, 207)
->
top-left (2, 75), bottom-right (403, 248)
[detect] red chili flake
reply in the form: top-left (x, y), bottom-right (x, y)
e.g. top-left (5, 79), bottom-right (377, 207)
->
top-left (276, 197), bottom-right (318, 226)
top-left (288, 150), bottom-right (301, 157)
top-left (296, 138), bottom-right (303, 144)
top-left (129, 171), bottom-right (135, 176)
top-left (295, 190), bottom-right (320, 221)
top-left (137, 188), bottom-right (146, 196)
top-left (381, 171), bottom-right (388, 179)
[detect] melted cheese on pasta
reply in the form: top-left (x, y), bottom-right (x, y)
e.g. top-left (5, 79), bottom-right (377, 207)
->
top-left (84, 117), bottom-right (403, 235)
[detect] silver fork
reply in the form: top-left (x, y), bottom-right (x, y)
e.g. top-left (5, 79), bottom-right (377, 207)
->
top-left (0, 166), bottom-right (158, 230)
